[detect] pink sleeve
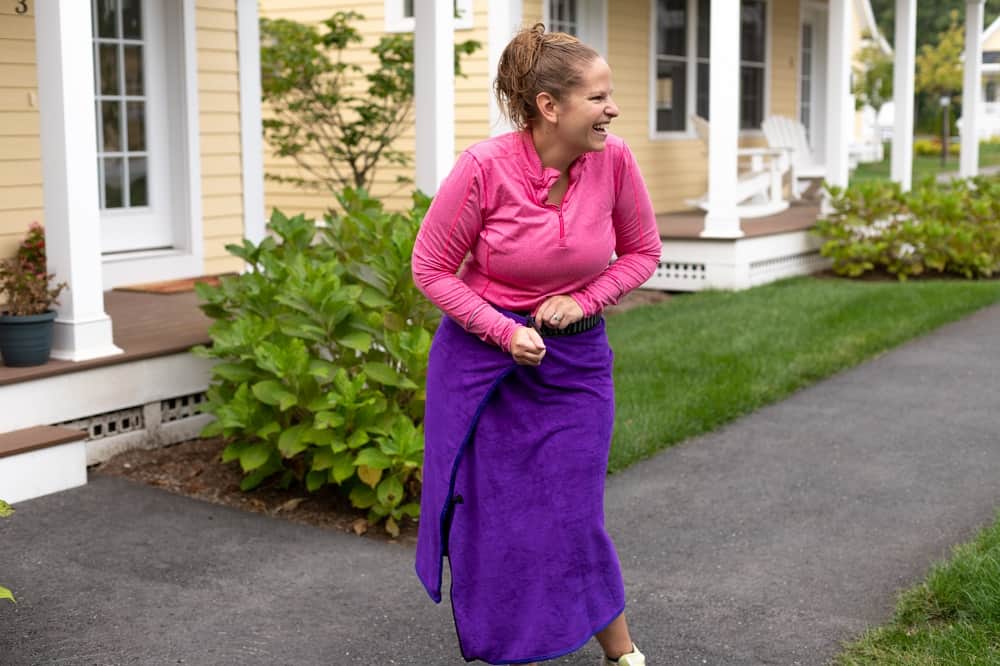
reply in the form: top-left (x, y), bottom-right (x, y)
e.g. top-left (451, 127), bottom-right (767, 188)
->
top-left (411, 152), bottom-right (521, 352)
top-left (570, 142), bottom-right (662, 315)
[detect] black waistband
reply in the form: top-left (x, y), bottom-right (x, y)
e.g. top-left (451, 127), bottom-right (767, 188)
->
top-left (523, 313), bottom-right (603, 337)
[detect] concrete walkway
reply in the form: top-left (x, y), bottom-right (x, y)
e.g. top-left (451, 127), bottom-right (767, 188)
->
top-left (2, 303), bottom-right (1000, 665)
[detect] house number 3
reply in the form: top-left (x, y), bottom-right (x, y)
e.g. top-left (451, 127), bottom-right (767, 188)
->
top-left (15, 1), bottom-right (28, 15)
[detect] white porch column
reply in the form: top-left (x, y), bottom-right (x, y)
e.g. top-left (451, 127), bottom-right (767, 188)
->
top-left (701, 0), bottom-right (742, 239)
top-left (824, 0), bottom-right (851, 190)
top-left (237, 0), bottom-right (266, 243)
top-left (414, 2), bottom-right (455, 195)
top-left (961, 0), bottom-right (985, 178)
top-left (891, 0), bottom-right (917, 190)
top-left (34, 1), bottom-right (122, 362)
top-left (488, 0), bottom-right (522, 136)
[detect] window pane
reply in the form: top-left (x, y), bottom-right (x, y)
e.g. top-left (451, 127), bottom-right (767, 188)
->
top-left (697, 0), bottom-right (710, 59)
top-left (122, 0), bottom-right (142, 39)
top-left (127, 101), bottom-right (146, 151)
top-left (104, 157), bottom-right (124, 208)
top-left (124, 45), bottom-right (144, 95)
top-left (100, 44), bottom-right (119, 96)
top-left (96, 0), bottom-right (118, 39)
top-left (403, 0), bottom-right (414, 18)
top-left (656, 59), bottom-right (687, 131)
top-left (740, 66), bottom-right (764, 129)
top-left (741, 1), bottom-right (766, 64)
top-left (697, 62), bottom-right (710, 120)
top-left (129, 157), bottom-right (148, 206)
top-left (102, 100), bottom-right (122, 152)
top-left (657, 0), bottom-right (687, 57)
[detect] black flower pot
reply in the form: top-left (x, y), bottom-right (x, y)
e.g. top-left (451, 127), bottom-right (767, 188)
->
top-left (0, 310), bottom-right (57, 367)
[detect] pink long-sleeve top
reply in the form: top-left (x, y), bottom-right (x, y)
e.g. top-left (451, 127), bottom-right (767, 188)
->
top-left (411, 130), bottom-right (662, 353)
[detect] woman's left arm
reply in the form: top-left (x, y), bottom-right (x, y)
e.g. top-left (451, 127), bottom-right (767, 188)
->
top-left (569, 142), bottom-right (662, 316)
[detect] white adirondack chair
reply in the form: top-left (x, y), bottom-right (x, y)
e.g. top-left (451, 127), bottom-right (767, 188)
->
top-left (687, 115), bottom-right (791, 218)
top-left (761, 115), bottom-right (826, 198)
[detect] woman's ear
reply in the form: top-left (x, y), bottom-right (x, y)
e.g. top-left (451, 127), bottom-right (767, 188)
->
top-left (535, 91), bottom-right (559, 124)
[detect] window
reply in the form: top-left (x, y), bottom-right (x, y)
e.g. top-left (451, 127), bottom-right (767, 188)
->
top-left (800, 24), bottom-right (812, 134)
top-left (549, 0), bottom-right (580, 35)
top-left (653, 0), bottom-right (768, 134)
top-left (93, 0), bottom-right (148, 209)
top-left (385, 0), bottom-right (474, 32)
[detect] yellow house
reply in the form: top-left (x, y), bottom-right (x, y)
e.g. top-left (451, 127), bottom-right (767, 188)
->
top-left (0, 0), bottom-right (266, 502)
top-left (261, 0), bottom-right (891, 291)
top-left (976, 14), bottom-right (1000, 137)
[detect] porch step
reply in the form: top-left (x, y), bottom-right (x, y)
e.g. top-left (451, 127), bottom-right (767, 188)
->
top-left (0, 426), bottom-right (88, 504)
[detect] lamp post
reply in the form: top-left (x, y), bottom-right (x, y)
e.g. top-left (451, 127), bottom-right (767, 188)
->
top-left (940, 95), bottom-right (952, 165)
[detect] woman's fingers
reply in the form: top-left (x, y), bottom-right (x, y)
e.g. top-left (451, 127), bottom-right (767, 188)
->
top-left (535, 295), bottom-right (584, 330)
top-left (511, 326), bottom-right (546, 366)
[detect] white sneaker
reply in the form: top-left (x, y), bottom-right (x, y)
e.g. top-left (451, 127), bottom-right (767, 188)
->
top-left (601, 642), bottom-right (645, 666)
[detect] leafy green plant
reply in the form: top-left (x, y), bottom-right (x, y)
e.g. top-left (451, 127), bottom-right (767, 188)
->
top-left (816, 177), bottom-right (1000, 280)
top-left (194, 189), bottom-right (439, 536)
top-left (0, 223), bottom-right (67, 316)
top-left (1, 499), bottom-right (14, 603)
top-left (260, 11), bottom-right (480, 199)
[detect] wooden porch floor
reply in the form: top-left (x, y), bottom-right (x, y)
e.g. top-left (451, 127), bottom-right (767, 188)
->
top-left (657, 200), bottom-right (821, 239)
top-left (0, 290), bottom-right (211, 387)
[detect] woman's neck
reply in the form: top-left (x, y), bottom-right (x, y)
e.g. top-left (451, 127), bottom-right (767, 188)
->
top-left (529, 125), bottom-right (579, 174)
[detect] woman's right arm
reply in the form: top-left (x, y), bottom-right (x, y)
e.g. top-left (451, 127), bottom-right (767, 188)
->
top-left (411, 152), bottom-right (521, 352)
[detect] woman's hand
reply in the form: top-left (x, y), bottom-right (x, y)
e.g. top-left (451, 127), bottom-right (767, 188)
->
top-left (534, 295), bottom-right (585, 330)
top-left (510, 326), bottom-right (546, 366)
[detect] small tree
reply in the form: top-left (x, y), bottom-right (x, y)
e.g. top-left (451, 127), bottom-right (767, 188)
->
top-left (916, 11), bottom-right (964, 160)
top-left (853, 32), bottom-right (893, 114)
top-left (260, 11), bottom-right (480, 199)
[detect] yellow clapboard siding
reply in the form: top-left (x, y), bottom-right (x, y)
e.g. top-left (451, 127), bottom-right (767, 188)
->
top-left (204, 235), bottom-right (245, 259)
top-left (0, 111), bottom-right (38, 136)
top-left (197, 30), bottom-right (238, 52)
top-left (986, 27), bottom-right (1000, 51)
top-left (196, 9), bottom-right (237, 31)
top-left (202, 174), bottom-right (243, 196)
top-left (0, 135), bottom-right (39, 160)
top-left (0, 63), bottom-right (36, 88)
top-left (198, 49), bottom-right (239, 74)
top-left (202, 194), bottom-right (243, 218)
top-left (0, 15), bottom-right (33, 40)
top-left (0, 185), bottom-right (42, 210)
top-left (522, 0), bottom-right (543, 24)
top-left (198, 91), bottom-right (240, 113)
top-left (197, 0), bottom-right (236, 11)
top-left (204, 254), bottom-right (244, 275)
top-left (0, 89), bottom-right (33, 112)
top-left (198, 72), bottom-right (240, 93)
top-left (202, 214), bottom-right (245, 237)
top-left (200, 133), bottom-right (242, 156)
top-left (0, 207), bottom-right (43, 229)
top-left (0, 38), bottom-right (34, 64)
top-left (769, 0), bottom-right (799, 118)
top-left (200, 115), bottom-right (242, 136)
top-left (201, 154), bottom-right (243, 175)
top-left (0, 158), bottom-right (41, 185)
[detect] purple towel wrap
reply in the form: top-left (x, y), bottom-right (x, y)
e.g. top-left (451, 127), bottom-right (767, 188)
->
top-left (415, 310), bottom-right (626, 664)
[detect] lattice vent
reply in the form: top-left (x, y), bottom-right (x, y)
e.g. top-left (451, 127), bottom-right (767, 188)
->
top-left (161, 392), bottom-right (207, 424)
top-left (655, 261), bottom-right (708, 281)
top-left (59, 407), bottom-right (144, 441)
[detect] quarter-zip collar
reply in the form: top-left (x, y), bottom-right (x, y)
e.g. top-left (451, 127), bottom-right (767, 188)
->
top-left (518, 129), bottom-right (590, 206)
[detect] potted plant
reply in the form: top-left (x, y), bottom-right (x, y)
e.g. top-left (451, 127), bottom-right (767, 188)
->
top-left (0, 223), bottom-right (68, 367)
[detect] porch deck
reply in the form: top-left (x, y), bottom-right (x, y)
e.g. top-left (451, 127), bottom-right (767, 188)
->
top-left (656, 200), bottom-right (821, 239)
top-left (0, 290), bottom-right (211, 387)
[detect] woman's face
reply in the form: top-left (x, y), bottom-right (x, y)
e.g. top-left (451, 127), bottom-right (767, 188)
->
top-left (551, 57), bottom-right (620, 155)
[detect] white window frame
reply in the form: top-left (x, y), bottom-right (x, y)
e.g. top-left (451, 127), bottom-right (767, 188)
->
top-left (384, 0), bottom-right (474, 33)
top-left (100, 0), bottom-right (203, 289)
top-left (648, 0), bottom-right (771, 141)
top-left (542, 0), bottom-right (608, 58)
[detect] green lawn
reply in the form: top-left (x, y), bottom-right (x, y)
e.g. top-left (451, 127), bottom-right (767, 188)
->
top-left (836, 511), bottom-right (1000, 665)
top-left (605, 276), bottom-right (1000, 474)
top-left (850, 141), bottom-right (1000, 185)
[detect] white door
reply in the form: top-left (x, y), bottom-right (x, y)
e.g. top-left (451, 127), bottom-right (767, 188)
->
top-left (800, 5), bottom-right (827, 162)
top-left (545, 0), bottom-right (607, 57)
top-left (92, 0), bottom-right (174, 254)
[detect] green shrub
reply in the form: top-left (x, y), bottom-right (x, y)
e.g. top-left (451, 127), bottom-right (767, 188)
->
top-left (913, 138), bottom-right (959, 157)
top-left (1, 499), bottom-right (13, 603)
top-left (194, 188), bottom-right (438, 536)
top-left (816, 177), bottom-right (1000, 280)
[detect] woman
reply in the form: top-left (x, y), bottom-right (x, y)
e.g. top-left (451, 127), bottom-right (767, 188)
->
top-left (411, 24), bottom-right (661, 665)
